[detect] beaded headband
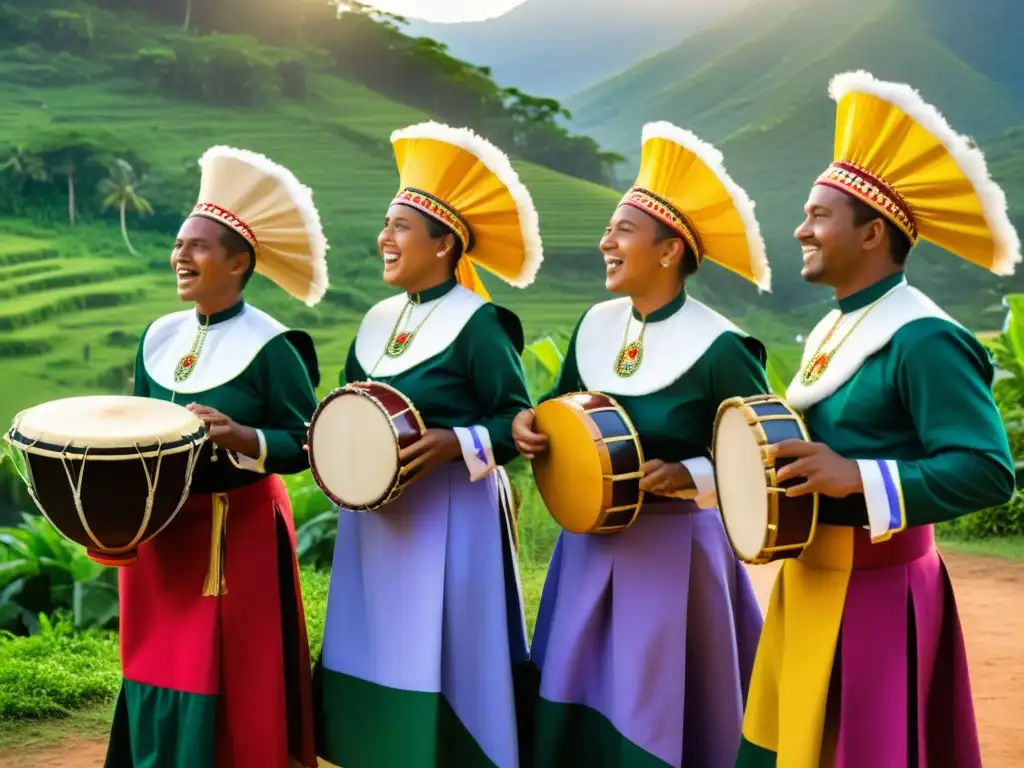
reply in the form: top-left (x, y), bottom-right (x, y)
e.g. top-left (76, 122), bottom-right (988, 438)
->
top-left (392, 187), bottom-right (475, 253)
top-left (815, 161), bottom-right (918, 244)
top-left (620, 187), bottom-right (703, 263)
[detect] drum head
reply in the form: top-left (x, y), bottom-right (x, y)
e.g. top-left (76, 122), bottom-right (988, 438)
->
top-left (532, 398), bottom-right (606, 534)
top-left (11, 395), bottom-right (204, 459)
top-left (714, 405), bottom-right (769, 561)
top-left (310, 393), bottom-right (398, 508)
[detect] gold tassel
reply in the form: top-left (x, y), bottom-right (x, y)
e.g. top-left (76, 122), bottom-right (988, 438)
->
top-left (202, 493), bottom-right (229, 597)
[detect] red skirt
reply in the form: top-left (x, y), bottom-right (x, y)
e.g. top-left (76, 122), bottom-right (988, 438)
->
top-left (104, 475), bottom-right (317, 768)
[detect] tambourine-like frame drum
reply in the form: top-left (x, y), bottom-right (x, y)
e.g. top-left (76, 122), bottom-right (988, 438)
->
top-left (712, 393), bottom-right (818, 565)
top-left (4, 395), bottom-right (206, 567)
top-left (531, 391), bottom-right (645, 535)
top-left (307, 381), bottom-right (426, 511)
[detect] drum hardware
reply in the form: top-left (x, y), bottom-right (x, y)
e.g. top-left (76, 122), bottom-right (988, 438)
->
top-left (306, 381), bottom-right (426, 511)
top-left (4, 395), bottom-right (206, 567)
top-left (712, 393), bottom-right (818, 564)
top-left (530, 391), bottom-right (645, 535)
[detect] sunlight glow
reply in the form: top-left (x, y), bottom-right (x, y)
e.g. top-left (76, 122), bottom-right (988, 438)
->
top-left (354, 0), bottom-right (529, 24)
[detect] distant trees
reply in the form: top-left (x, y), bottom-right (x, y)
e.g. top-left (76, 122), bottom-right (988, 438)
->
top-left (59, 0), bottom-right (625, 186)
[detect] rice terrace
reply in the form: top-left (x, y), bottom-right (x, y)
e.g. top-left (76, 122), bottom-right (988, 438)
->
top-left (2, 0), bottom-right (1024, 765)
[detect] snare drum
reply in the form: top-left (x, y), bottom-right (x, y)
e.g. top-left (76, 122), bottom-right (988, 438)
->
top-left (307, 381), bottom-right (426, 511)
top-left (4, 395), bottom-right (206, 567)
top-left (712, 393), bottom-right (818, 564)
top-left (531, 391), bottom-right (644, 535)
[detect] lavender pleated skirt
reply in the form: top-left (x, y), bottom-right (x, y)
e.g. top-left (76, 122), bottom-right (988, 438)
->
top-left (530, 500), bottom-right (763, 767)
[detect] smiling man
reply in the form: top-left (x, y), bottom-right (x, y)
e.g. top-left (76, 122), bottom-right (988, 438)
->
top-left (104, 146), bottom-right (328, 768)
top-left (736, 71), bottom-right (1020, 768)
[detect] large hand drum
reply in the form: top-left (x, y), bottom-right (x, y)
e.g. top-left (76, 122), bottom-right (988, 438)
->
top-left (4, 395), bottom-right (206, 566)
top-left (712, 394), bottom-right (818, 564)
top-left (531, 391), bottom-right (645, 535)
top-left (307, 381), bottom-right (426, 511)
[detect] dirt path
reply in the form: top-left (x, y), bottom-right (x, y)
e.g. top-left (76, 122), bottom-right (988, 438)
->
top-left (3, 550), bottom-right (1023, 767)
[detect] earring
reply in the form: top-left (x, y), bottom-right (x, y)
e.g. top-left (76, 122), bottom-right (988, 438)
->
top-left (661, 261), bottom-right (669, 268)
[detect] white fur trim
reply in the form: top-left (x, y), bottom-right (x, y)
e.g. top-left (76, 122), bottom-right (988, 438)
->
top-left (680, 456), bottom-right (718, 509)
top-left (828, 71), bottom-right (1021, 277)
top-left (640, 121), bottom-right (771, 292)
top-left (453, 425), bottom-right (496, 482)
top-left (389, 122), bottom-right (543, 288)
top-left (197, 145), bottom-right (330, 306)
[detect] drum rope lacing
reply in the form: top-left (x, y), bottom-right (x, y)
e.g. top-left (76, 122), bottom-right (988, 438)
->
top-left (3, 425), bottom-right (204, 555)
top-left (800, 284), bottom-right (901, 385)
top-left (369, 294), bottom-right (449, 377)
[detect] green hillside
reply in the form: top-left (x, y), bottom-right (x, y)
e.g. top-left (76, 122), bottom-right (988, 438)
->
top-left (0, 1), bottom-right (644, 429)
top-left (566, 0), bottom-right (1024, 311)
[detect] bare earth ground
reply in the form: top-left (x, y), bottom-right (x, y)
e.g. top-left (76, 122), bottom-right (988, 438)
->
top-left (3, 551), bottom-right (1023, 767)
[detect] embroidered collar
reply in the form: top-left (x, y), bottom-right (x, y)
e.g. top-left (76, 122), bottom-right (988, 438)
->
top-left (195, 299), bottom-right (245, 326)
top-left (409, 276), bottom-right (457, 305)
top-left (837, 272), bottom-right (906, 313)
top-left (630, 289), bottom-right (686, 323)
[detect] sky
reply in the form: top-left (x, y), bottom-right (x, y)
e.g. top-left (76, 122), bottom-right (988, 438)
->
top-left (384, 0), bottom-right (750, 98)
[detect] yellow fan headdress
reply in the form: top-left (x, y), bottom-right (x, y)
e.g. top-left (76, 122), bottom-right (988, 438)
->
top-left (815, 70), bottom-right (1021, 275)
top-left (389, 122), bottom-right (543, 301)
top-left (191, 146), bottom-right (329, 307)
top-left (619, 121), bottom-right (770, 291)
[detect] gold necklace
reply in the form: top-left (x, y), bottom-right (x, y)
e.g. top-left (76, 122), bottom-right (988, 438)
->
top-left (368, 294), bottom-right (447, 377)
top-left (801, 288), bottom-right (897, 385)
top-left (614, 311), bottom-right (648, 378)
top-left (174, 315), bottom-right (211, 384)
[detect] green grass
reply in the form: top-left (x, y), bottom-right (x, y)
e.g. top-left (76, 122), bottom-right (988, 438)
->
top-left (936, 533), bottom-right (1024, 561)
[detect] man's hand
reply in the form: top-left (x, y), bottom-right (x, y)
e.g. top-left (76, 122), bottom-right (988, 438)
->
top-left (512, 408), bottom-right (549, 460)
top-left (772, 439), bottom-right (863, 498)
top-left (400, 428), bottom-right (462, 479)
top-left (638, 459), bottom-right (695, 497)
top-left (187, 403), bottom-right (259, 457)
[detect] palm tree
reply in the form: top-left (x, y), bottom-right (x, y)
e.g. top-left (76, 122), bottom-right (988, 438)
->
top-left (0, 145), bottom-right (49, 212)
top-left (98, 159), bottom-right (152, 257)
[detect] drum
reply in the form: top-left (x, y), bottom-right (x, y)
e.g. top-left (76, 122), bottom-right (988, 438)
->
top-left (712, 393), bottom-right (819, 564)
top-left (307, 381), bottom-right (426, 511)
top-left (4, 395), bottom-right (206, 567)
top-left (531, 391), bottom-right (644, 535)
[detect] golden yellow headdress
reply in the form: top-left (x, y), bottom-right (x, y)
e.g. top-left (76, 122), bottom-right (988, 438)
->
top-left (389, 122), bottom-right (543, 301)
top-left (191, 146), bottom-right (329, 307)
top-left (816, 70), bottom-right (1021, 275)
top-left (619, 121), bottom-right (770, 291)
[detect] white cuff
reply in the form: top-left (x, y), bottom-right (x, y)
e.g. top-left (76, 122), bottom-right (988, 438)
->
top-left (856, 459), bottom-right (906, 542)
top-left (453, 425), bottom-right (496, 482)
top-left (680, 457), bottom-right (718, 509)
top-left (228, 429), bottom-right (268, 474)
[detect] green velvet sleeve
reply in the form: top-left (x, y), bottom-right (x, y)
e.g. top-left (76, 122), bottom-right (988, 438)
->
top-left (867, 320), bottom-right (1015, 536)
top-left (705, 332), bottom-right (771, 407)
top-left (454, 305), bottom-right (533, 467)
top-left (132, 324), bottom-right (152, 398)
top-left (340, 341), bottom-right (366, 387)
top-left (539, 318), bottom-right (583, 404)
top-left (256, 333), bottom-right (321, 476)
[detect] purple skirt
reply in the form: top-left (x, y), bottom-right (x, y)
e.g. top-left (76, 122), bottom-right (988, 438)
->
top-left (530, 500), bottom-right (764, 767)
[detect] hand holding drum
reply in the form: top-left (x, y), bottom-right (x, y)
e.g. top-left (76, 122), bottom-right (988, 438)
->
top-left (306, 381), bottom-right (439, 511)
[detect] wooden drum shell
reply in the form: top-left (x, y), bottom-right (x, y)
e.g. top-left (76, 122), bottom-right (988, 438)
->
top-left (713, 394), bottom-right (818, 565)
top-left (307, 381), bottom-right (425, 512)
top-left (532, 391), bottom-right (645, 535)
top-left (5, 425), bottom-right (205, 567)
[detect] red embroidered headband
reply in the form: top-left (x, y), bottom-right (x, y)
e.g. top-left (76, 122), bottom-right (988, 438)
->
top-left (815, 161), bottom-right (918, 244)
top-left (392, 187), bottom-right (474, 253)
top-left (620, 187), bottom-right (703, 263)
